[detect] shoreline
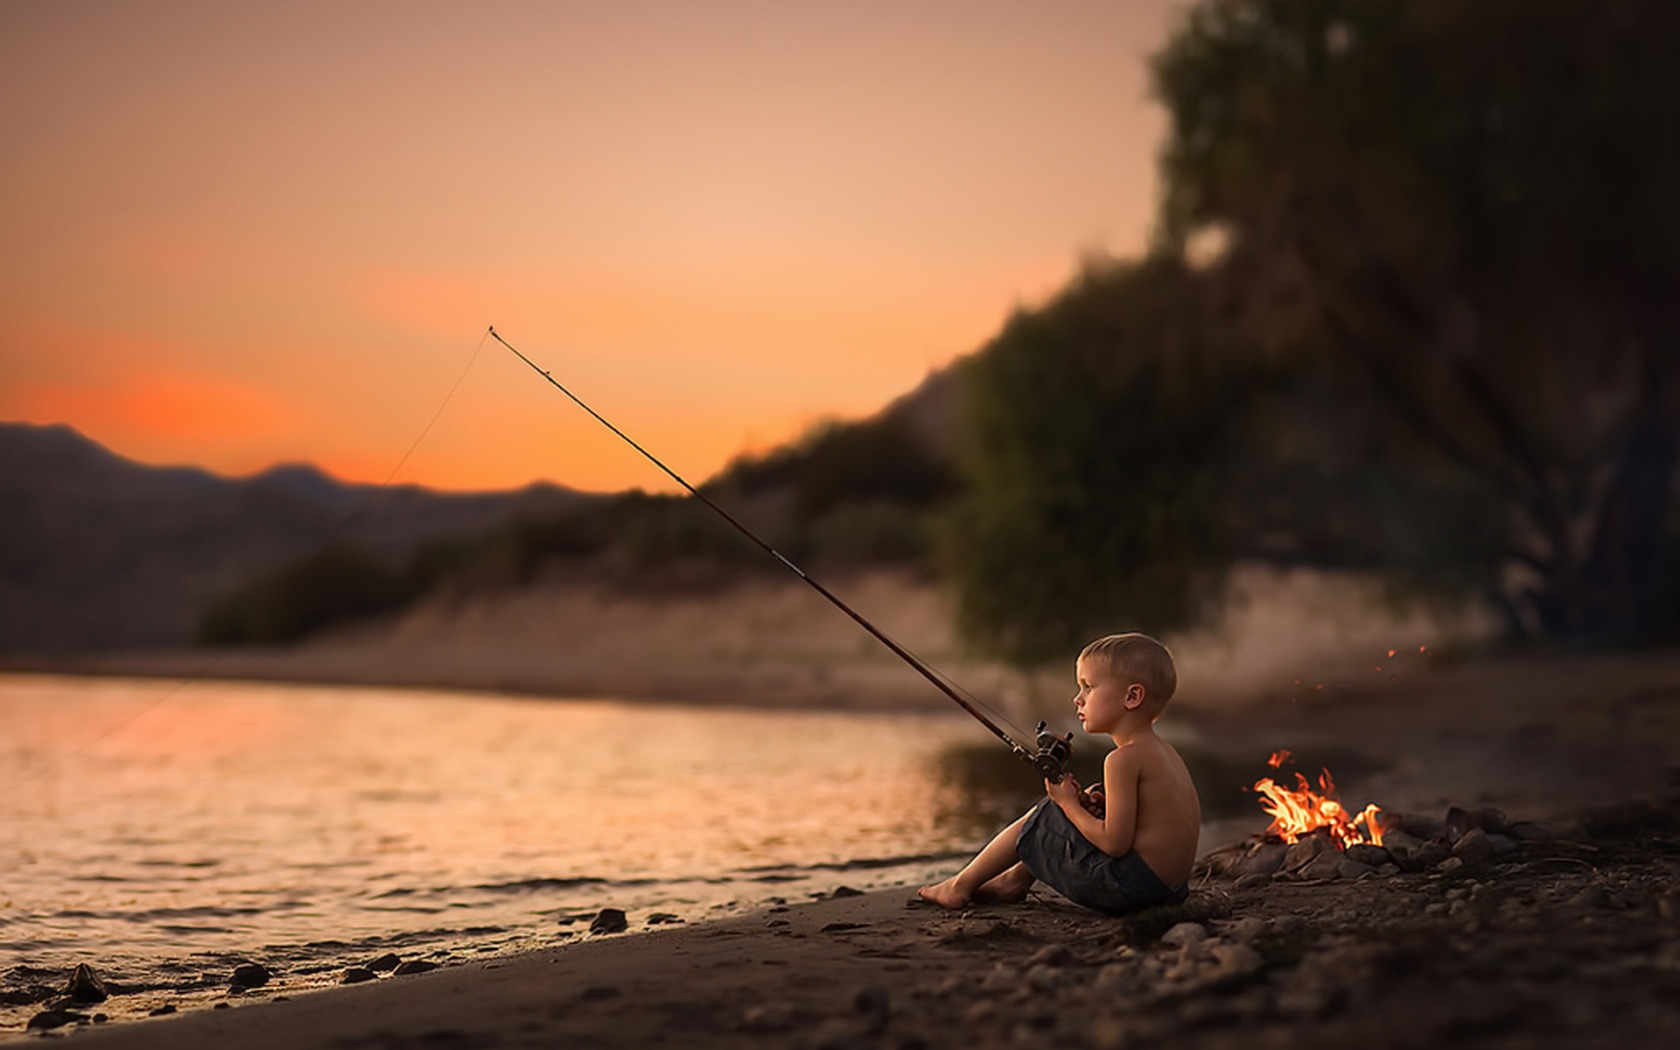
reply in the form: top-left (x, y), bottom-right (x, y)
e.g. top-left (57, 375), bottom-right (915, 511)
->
top-left (43, 797), bottom-right (1680, 1050)
top-left (1, 562), bottom-right (1497, 720)
top-left (0, 651), bottom-right (965, 715)
top-left (10, 648), bottom-right (1679, 1046)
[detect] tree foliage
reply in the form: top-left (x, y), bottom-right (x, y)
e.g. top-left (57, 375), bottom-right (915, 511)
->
top-left (1154, 0), bottom-right (1680, 642)
top-left (946, 257), bottom-right (1260, 665)
top-left (949, 0), bottom-right (1680, 659)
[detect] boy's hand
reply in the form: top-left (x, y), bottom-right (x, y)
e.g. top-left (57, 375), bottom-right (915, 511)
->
top-left (1047, 777), bottom-right (1105, 819)
top-left (1080, 785), bottom-right (1106, 819)
top-left (1045, 774), bottom-right (1083, 810)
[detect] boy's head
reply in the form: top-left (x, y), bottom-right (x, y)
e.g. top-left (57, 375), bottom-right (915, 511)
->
top-left (1078, 633), bottom-right (1177, 715)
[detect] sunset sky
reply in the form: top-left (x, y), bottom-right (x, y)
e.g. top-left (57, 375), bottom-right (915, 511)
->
top-left (1, 0), bottom-right (1181, 493)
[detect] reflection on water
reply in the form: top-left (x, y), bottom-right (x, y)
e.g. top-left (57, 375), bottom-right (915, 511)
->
top-left (1, 674), bottom-right (1251, 1027)
top-left (1, 674), bottom-right (1006, 1023)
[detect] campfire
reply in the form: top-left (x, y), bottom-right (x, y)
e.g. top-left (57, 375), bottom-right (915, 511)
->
top-left (1251, 750), bottom-right (1383, 849)
top-left (1201, 750), bottom-right (1531, 885)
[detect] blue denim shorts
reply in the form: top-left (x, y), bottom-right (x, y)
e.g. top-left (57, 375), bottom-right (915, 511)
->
top-left (1016, 799), bottom-right (1188, 915)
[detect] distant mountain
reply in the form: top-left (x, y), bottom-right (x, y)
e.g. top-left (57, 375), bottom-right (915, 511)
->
top-left (0, 422), bottom-right (599, 654)
top-left (0, 362), bottom-right (966, 655)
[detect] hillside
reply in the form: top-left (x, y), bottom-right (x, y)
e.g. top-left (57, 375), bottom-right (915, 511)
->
top-left (0, 422), bottom-right (596, 653)
top-left (0, 360), bottom-right (962, 656)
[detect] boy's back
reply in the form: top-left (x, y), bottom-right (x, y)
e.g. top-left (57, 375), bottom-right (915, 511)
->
top-left (1121, 731), bottom-right (1201, 889)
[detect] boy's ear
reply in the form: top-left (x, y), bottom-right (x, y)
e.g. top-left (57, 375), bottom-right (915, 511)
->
top-left (1124, 684), bottom-right (1145, 710)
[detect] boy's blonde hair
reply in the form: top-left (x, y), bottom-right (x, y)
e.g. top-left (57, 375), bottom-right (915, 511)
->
top-left (1080, 632), bottom-right (1177, 707)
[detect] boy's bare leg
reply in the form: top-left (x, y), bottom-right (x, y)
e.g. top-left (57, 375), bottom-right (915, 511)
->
top-left (918, 813), bottom-right (1031, 909)
top-left (973, 862), bottom-right (1035, 903)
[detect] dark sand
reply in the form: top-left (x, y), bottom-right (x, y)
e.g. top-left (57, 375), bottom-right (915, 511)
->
top-left (14, 649), bottom-right (1680, 1048)
top-left (42, 809), bottom-right (1680, 1050)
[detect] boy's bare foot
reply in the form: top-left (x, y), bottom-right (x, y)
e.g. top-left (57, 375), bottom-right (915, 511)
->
top-left (916, 877), bottom-right (971, 909)
top-left (973, 864), bottom-right (1035, 904)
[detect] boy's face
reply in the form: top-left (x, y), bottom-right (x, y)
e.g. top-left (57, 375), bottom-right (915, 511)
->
top-left (1073, 655), bottom-right (1141, 734)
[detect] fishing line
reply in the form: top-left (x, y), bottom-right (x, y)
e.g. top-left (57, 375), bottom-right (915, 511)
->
top-left (489, 326), bottom-right (1072, 779)
top-left (61, 329), bottom-right (493, 755)
top-left (871, 632), bottom-right (1035, 743)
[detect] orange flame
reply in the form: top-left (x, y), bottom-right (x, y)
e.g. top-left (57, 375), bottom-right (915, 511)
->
top-left (1252, 764), bottom-right (1383, 848)
top-left (1266, 749), bottom-right (1291, 769)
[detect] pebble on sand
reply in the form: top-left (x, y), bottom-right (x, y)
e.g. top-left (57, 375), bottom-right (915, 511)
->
top-left (66, 963), bottom-right (109, 1004)
top-left (1224, 916), bottom-right (1267, 942)
top-left (740, 1000), bottom-right (795, 1031)
top-left (341, 968), bottom-right (378, 985)
top-left (1452, 827), bottom-right (1495, 863)
top-left (229, 962), bottom-right (271, 990)
top-left (28, 1009), bottom-right (88, 1030)
top-left (1160, 923), bottom-right (1208, 949)
top-left (820, 921), bottom-right (869, 933)
top-left (590, 908), bottom-right (629, 935)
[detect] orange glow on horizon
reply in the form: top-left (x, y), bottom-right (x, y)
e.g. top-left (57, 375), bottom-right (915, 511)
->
top-left (9, 370), bottom-right (299, 469)
top-left (0, 1), bottom-right (1180, 493)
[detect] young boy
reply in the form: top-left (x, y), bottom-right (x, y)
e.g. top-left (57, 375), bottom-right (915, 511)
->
top-left (919, 633), bottom-right (1201, 915)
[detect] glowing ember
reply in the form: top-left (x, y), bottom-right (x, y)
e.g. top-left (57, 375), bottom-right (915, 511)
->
top-left (1252, 758), bottom-right (1383, 848)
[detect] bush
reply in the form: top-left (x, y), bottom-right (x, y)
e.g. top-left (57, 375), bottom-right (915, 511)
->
top-left (197, 545), bottom-right (410, 645)
top-left (807, 502), bottom-right (936, 568)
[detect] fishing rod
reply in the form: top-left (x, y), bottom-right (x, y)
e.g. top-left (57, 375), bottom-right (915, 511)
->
top-left (489, 326), bottom-right (1073, 781)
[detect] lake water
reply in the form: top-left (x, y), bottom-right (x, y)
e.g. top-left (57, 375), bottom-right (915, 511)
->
top-left (1, 674), bottom-right (1068, 1025)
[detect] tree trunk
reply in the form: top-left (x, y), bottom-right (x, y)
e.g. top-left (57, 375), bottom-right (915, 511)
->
top-left (1580, 384), bottom-right (1680, 643)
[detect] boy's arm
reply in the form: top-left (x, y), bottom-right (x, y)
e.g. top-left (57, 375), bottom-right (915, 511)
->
top-left (1046, 747), bottom-right (1140, 857)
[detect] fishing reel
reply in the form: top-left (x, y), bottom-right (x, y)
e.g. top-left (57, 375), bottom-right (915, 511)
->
top-left (1014, 720), bottom-right (1074, 782)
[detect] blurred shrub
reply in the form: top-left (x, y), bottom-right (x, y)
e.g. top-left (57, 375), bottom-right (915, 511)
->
top-left (607, 493), bottom-right (779, 573)
top-left (712, 414), bottom-right (957, 524)
top-left (197, 545), bottom-right (410, 645)
top-left (807, 501), bottom-right (936, 568)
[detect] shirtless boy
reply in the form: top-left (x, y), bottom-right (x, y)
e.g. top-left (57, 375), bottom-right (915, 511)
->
top-left (919, 633), bottom-right (1201, 915)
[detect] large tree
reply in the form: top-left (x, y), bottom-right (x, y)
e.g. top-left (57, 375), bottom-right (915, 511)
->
top-left (1153, 0), bottom-right (1680, 642)
top-left (947, 257), bottom-right (1259, 665)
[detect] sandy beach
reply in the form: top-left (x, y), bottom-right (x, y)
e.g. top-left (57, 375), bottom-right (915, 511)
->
top-left (15, 646), bottom-right (1680, 1049)
top-left (42, 806), bottom-right (1680, 1050)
